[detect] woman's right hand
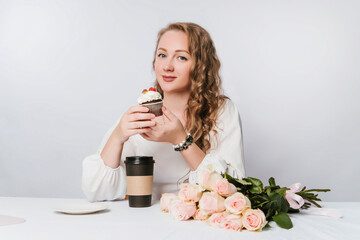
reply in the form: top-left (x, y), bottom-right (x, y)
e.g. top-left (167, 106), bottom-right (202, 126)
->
top-left (114, 106), bottom-right (156, 144)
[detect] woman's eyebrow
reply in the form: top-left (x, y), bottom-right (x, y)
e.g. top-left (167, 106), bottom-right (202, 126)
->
top-left (175, 50), bottom-right (190, 54)
top-left (158, 48), bottom-right (190, 54)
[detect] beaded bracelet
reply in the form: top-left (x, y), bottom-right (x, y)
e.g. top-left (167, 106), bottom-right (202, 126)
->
top-left (173, 133), bottom-right (193, 151)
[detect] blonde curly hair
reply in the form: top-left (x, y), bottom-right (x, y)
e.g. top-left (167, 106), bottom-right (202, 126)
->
top-left (153, 22), bottom-right (228, 153)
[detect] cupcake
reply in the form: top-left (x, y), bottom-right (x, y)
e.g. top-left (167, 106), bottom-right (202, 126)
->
top-left (137, 87), bottom-right (163, 116)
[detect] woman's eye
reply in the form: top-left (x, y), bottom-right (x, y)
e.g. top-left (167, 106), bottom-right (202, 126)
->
top-left (178, 56), bottom-right (187, 61)
top-left (158, 53), bottom-right (166, 58)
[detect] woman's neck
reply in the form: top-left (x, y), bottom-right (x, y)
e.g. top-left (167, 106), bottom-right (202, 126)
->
top-left (163, 91), bottom-right (190, 122)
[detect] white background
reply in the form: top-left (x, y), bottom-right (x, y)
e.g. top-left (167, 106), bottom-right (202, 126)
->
top-left (0, 0), bottom-right (359, 201)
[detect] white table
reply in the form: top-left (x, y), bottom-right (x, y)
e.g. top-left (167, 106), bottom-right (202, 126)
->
top-left (0, 197), bottom-right (359, 240)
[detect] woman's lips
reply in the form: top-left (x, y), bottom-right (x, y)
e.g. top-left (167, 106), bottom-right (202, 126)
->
top-left (162, 75), bottom-right (176, 82)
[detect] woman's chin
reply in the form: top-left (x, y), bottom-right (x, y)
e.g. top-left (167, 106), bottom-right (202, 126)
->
top-left (158, 82), bottom-right (190, 94)
top-left (158, 84), bottom-right (177, 93)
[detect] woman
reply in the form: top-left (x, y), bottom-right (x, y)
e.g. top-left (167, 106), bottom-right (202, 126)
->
top-left (82, 22), bottom-right (245, 202)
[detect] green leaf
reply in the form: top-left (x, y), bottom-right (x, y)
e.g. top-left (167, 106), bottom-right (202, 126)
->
top-left (269, 177), bottom-right (276, 187)
top-left (305, 189), bottom-right (331, 193)
top-left (238, 179), bottom-right (252, 185)
top-left (272, 212), bottom-right (293, 229)
top-left (251, 195), bottom-right (269, 202)
top-left (247, 177), bottom-right (263, 194)
top-left (258, 201), bottom-right (269, 208)
top-left (305, 198), bottom-right (322, 208)
top-left (266, 187), bottom-right (271, 196)
top-left (249, 186), bottom-right (263, 194)
top-left (250, 194), bottom-right (269, 209)
top-left (268, 192), bottom-right (282, 210)
top-left (287, 208), bottom-right (300, 213)
top-left (265, 208), bottom-right (274, 220)
top-left (247, 177), bottom-right (263, 188)
top-left (275, 187), bottom-right (288, 197)
top-left (280, 197), bottom-right (289, 213)
top-left (224, 174), bottom-right (243, 188)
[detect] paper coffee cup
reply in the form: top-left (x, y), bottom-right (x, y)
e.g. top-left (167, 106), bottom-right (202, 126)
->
top-left (125, 156), bottom-right (155, 207)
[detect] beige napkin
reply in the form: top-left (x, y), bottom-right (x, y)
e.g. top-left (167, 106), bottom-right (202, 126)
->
top-left (0, 215), bottom-right (26, 226)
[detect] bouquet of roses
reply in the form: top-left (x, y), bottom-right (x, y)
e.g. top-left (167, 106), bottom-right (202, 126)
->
top-left (160, 165), bottom-right (330, 232)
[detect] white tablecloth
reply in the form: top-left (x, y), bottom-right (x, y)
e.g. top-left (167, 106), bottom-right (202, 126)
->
top-left (0, 197), bottom-right (358, 240)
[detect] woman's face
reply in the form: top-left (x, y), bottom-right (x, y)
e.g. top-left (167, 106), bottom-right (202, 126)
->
top-left (154, 30), bottom-right (192, 94)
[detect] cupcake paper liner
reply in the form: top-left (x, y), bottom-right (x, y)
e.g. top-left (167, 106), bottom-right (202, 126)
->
top-left (141, 101), bottom-right (163, 116)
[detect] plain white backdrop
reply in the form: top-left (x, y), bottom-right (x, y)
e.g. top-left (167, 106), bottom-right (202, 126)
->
top-left (0, 0), bottom-right (359, 201)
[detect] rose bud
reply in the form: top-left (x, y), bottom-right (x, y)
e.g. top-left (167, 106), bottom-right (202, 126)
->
top-left (214, 178), bottom-right (237, 197)
top-left (199, 192), bottom-right (226, 215)
top-left (193, 209), bottom-right (210, 221)
top-left (208, 172), bottom-right (225, 192)
top-left (242, 209), bottom-right (267, 232)
top-left (169, 199), bottom-right (197, 221)
top-left (197, 168), bottom-right (213, 190)
top-left (207, 211), bottom-right (230, 228)
top-left (221, 214), bottom-right (243, 232)
top-left (178, 183), bottom-right (203, 202)
top-left (160, 193), bottom-right (178, 212)
top-left (224, 192), bottom-right (251, 214)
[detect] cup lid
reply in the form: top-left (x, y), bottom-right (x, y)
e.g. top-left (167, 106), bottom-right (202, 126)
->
top-left (125, 156), bottom-right (154, 164)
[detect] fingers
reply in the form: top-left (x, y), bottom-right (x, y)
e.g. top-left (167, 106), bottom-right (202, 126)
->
top-left (131, 128), bottom-right (152, 135)
top-left (127, 105), bottom-right (150, 114)
top-left (128, 112), bottom-right (155, 122)
top-left (129, 120), bottom-right (156, 129)
top-left (118, 106), bottom-right (155, 141)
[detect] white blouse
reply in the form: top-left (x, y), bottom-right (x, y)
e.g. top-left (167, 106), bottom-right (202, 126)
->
top-left (82, 99), bottom-right (245, 202)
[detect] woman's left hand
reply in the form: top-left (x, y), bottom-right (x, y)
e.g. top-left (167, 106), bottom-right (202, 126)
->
top-left (140, 106), bottom-right (187, 145)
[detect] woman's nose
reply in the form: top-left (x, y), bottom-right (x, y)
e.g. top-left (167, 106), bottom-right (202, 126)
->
top-left (163, 59), bottom-right (174, 72)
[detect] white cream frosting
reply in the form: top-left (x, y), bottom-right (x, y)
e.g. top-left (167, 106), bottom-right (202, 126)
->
top-left (137, 91), bottom-right (162, 104)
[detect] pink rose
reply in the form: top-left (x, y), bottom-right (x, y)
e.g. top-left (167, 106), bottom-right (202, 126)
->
top-left (169, 199), bottom-right (196, 221)
top-left (193, 209), bottom-right (210, 221)
top-left (198, 167), bottom-right (224, 191)
top-left (242, 209), bottom-right (267, 232)
top-left (224, 192), bottom-right (251, 214)
top-left (214, 179), bottom-right (237, 197)
top-left (199, 192), bottom-right (226, 215)
top-left (208, 172), bottom-right (224, 191)
top-left (178, 183), bottom-right (203, 202)
top-left (160, 193), bottom-right (178, 212)
top-left (197, 168), bottom-right (213, 190)
top-left (207, 212), bottom-right (230, 228)
top-left (221, 214), bottom-right (243, 232)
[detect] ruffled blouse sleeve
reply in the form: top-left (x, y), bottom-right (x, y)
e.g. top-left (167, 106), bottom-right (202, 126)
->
top-left (189, 99), bottom-right (245, 183)
top-left (81, 120), bottom-right (135, 202)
